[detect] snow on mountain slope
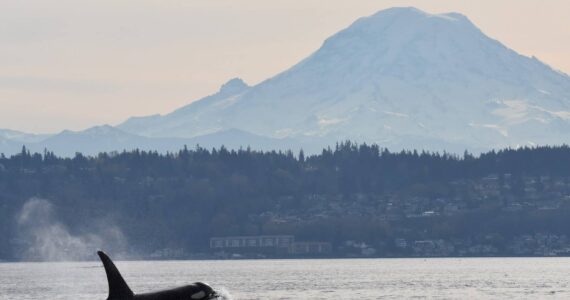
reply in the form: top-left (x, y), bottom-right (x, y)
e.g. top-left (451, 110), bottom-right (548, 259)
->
top-left (119, 78), bottom-right (251, 138)
top-left (118, 7), bottom-right (570, 151)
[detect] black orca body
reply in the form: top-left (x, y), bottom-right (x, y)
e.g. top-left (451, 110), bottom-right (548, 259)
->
top-left (97, 251), bottom-right (218, 300)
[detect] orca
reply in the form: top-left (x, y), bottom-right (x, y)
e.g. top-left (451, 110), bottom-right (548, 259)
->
top-left (97, 251), bottom-right (219, 300)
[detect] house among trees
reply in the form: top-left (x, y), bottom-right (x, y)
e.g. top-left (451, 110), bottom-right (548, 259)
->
top-left (210, 235), bottom-right (331, 256)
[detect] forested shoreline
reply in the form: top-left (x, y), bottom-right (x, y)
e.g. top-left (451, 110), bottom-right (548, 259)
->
top-left (1, 143), bottom-right (570, 260)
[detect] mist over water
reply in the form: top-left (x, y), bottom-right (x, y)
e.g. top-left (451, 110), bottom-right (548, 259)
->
top-left (16, 198), bottom-right (127, 261)
top-left (215, 288), bottom-right (234, 300)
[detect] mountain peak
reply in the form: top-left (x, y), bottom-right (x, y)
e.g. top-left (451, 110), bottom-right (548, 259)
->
top-left (219, 78), bottom-right (249, 95)
top-left (313, 8), bottom-right (476, 61)
top-left (370, 6), bottom-right (426, 17)
top-left (365, 7), bottom-right (469, 23)
top-left (345, 7), bottom-right (475, 35)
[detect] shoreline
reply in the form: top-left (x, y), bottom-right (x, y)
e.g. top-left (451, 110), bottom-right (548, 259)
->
top-left (3, 254), bottom-right (570, 264)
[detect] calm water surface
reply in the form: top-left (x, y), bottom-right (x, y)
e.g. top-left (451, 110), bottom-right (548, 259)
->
top-left (1, 258), bottom-right (570, 299)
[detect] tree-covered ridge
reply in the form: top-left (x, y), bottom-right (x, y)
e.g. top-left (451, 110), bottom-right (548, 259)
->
top-left (1, 143), bottom-right (570, 260)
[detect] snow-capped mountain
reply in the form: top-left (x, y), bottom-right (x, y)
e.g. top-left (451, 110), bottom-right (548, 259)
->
top-left (2, 7), bottom-right (570, 157)
top-left (119, 7), bottom-right (570, 151)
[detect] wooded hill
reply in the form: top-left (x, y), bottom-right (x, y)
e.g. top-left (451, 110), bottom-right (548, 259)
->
top-left (1, 143), bottom-right (570, 259)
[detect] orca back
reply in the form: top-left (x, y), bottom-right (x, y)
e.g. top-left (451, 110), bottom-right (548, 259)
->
top-left (97, 251), bottom-right (135, 300)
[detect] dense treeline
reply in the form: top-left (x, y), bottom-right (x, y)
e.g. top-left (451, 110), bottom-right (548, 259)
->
top-left (1, 143), bottom-right (570, 259)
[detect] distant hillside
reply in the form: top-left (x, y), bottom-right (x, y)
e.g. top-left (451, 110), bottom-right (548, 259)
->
top-left (0, 126), bottom-right (298, 157)
top-left (2, 144), bottom-right (570, 260)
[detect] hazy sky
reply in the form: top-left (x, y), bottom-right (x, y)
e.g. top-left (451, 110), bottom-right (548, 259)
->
top-left (1, 0), bottom-right (569, 134)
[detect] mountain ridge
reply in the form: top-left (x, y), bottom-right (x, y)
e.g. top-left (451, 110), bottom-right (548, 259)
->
top-left (116, 7), bottom-right (570, 151)
top-left (2, 7), bottom-right (570, 156)
top-left (0, 126), bottom-right (298, 157)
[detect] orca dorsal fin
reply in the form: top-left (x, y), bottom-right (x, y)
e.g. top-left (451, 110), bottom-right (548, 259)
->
top-left (97, 251), bottom-right (135, 300)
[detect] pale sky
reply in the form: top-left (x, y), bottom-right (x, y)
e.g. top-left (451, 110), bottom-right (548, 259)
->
top-left (1, 0), bottom-right (569, 134)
